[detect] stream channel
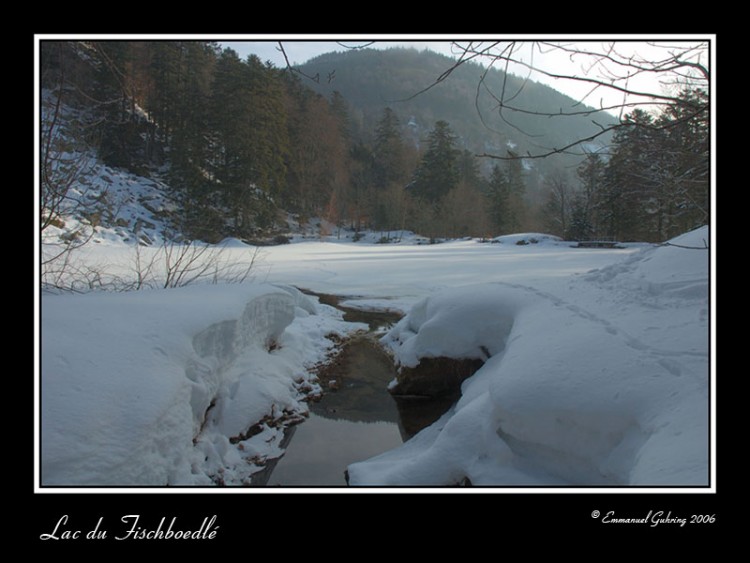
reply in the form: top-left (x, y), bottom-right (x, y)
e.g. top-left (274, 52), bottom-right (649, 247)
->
top-left (252, 291), bottom-right (455, 487)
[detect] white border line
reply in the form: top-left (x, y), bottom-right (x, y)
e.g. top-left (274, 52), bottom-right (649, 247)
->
top-left (34, 33), bottom-right (717, 494)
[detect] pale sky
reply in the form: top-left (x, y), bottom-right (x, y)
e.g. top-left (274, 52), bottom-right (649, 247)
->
top-left (222, 40), bottom-right (457, 67)
top-left (220, 37), bottom-right (711, 116)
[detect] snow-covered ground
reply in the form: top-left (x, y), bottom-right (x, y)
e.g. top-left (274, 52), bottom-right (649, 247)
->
top-left (41, 283), bottom-right (364, 485)
top-left (349, 228), bottom-right (710, 486)
top-left (37, 226), bottom-right (711, 489)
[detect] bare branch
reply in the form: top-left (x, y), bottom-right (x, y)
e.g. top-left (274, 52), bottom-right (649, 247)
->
top-left (460, 41), bottom-right (706, 107)
top-left (445, 40), bottom-right (710, 160)
top-left (388, 40), bottom-right (504, 103)
top-left (276, 41), bottom-right (321, 83)
top-left (475, 122), bottom-right (625, 160)
top-left (335, 41), bottom-right (376, 50)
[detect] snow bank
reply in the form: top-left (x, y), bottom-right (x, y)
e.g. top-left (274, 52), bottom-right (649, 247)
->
top-left (490, 232), bottom-right (563, 245)
top-left (349, 227), bottom-right (710, 486)
top-left (381, 285), bottom-right (527, 369)
top-left (41, 283), bottom-right (358, 486)
top-left (218, 237), bottom-right (253, 248)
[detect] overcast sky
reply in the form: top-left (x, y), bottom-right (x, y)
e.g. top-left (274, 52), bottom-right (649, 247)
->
top-left (219, 37), bottom-right (710, 116)
top-left (222, 40), bottom-right (457, 67)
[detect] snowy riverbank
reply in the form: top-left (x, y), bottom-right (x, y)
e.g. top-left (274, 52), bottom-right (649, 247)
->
top-left (348, 227), bottom-right (710, 486)
top-left (41, 284), bottom-right (364, 485)
top-left (38, 226), bottom-right (711, 488)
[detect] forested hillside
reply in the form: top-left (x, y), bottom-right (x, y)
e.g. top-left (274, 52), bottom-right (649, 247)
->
top-left (299, 47), bottom-right (614, 161)
top-left (40, 41), bottom-right (709, 244)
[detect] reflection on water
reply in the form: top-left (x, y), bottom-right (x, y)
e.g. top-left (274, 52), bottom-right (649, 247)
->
top-left (262, 292), bottom-right (457, 486)
top-left (311, 337), bottom-right (400, 424)
top-left (266, 335), bottom-right (404, 486)
top-left (267, 413), bottom-right (402, 486)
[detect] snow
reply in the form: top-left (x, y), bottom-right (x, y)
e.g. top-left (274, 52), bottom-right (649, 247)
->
top-left (347, 226), bottom-right (710, 486)
top-left (38, 225), bottom-right (711, 489)
top-left (489, 232), bottom-right (563, 245)
top-left (41, 153), bottom-right (177, 251)
top-left (41, 284), bottom-right (363, 485)
top-left (380, 285), bottom-right (521, 368)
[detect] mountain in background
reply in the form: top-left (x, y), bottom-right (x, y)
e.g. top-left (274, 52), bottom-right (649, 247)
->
top-left (298, 47), bottom-right (617, 181)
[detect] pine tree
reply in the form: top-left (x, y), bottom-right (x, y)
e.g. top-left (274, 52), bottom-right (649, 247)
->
top-left (93, 41), bottom-right (143, 168)
top-left (372, 107), bottom-right (407, 190)
top-left (504, 151), bottom-right (527, 232)
top-left (368, 107), bottom-right (411, 232)
top-left (441, 177), bottom-right (491, 238)
top-left (209, 48), bottom-right (253, 233)
top-left (595, 91), bottom-right (709, 243)
top-left (243, 55), bottom-right (289, 204)
top-left (169, 42), bottom-right (220, 241)
top-left (410, 120), bottom-right (459, 203)
top-left (284, 78), bottom-right (351, 221)
top-left (433, 150), bottom-right (489, 238)
top-left (487, 163), bottom-right (510, 234)
top-left (485, 153), bottom-right (527, 235)
top-left (329, 91), bottom-right (352, 140)
top-left (209, 50), bottom-right (289, 235)
top-left (571, 152), bottom-right (605, 240)
top-left (148, 41), bottom-right (184, 142)
top-left (543, 171), bottom-right (570, 237)
top-left (652, 88), bottom-right (709, 239)
top-left (323, 92), bottom-right (354, 234)
top-left (600, 110), bottom-right (658, 241)
top-left (456, 149), bottom-right (483, 191)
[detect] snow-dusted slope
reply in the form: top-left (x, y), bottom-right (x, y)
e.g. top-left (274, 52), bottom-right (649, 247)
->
top-left (348, 227), bottom-right (710, 486)
top-left (41, 284), bottom-right (362, 485)
top-left (41, 89), bottom-right (178, 249)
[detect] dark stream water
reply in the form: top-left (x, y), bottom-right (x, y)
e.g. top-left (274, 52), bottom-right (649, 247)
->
top-left (254, 292), bottom-right (453, 487)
